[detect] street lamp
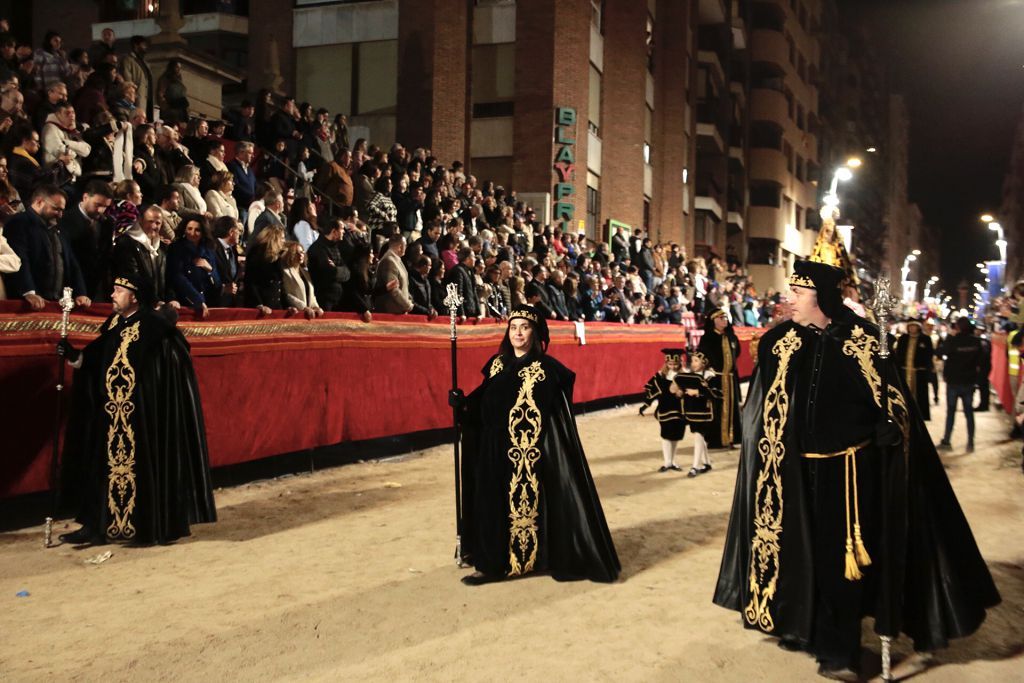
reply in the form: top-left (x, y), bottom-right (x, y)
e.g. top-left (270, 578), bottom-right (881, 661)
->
top-left (823, 158), bottom-right (862, 212)
top-left (900, 250), bottom-right (919, 302)
top-left (923, 276), bottom-right (939, 300)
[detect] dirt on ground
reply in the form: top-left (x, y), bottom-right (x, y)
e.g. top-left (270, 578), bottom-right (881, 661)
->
top-left (1, 396), bottom-right (1022, 682)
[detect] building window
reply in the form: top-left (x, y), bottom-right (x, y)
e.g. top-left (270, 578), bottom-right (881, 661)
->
top-left (587, 185), bottom-right (601, 238)
top-left (588, 65), bottom-right (602, 137)
top-left (643, 104), bottom-right (653, 164)
top-left (748, 237), bottom-right (780, 265)
top-left (646, 14), bottom-right (655, 73)
top-left (750, 183), bottom-right (782, 208)
top-left (591, 0), bottom-right (603, 33)
top-left (750, 121), bottom-right (783, 150)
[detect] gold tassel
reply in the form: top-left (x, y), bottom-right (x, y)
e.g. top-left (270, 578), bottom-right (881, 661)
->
top-left (853, 524), bottom-right (872, 567)
top-left (844, 539), bottom-right (862, 581)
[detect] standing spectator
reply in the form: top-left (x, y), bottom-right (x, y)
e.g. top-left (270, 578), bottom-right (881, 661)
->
top-left (156, 59), bottom-right (188, 123)
top-left (41, 102), bottom-right (90, 191)
top-left (225, 100), bottom-right (255, 142)
top-left (0, 155), bottom-right (24, 223)
top-left (198, 139), bottom-right (227, 193)
top-left (204, 171), bottom-right (239, 221)
top-left (938, 317), bottom-right (984, 452)
top-left (444, 246), bottom-right (480, 318)
top-left (153, 184), bottom-right (182, 243)
top-left (88, 27), bottom-right (116, 67)
top-left (415, 219), bottom-right (441, 261)
top-left (353, 160), bottom-right (378, 216)
top-left (976, 329), bottom-right (992, 412)
top-left (313, 148), bottom-right (354, 208)
top-left (59, 179), bottom-right (113, 300)
top-left (71, 69), bottom-right (111, 128)
top-left (210, 216), bottom-right (242, 307)
top-left (408, 255), bottom-right (434, 316)
top-left (119, 36), bottom-right (152, 120)
top-left (281, 241), bottom-right (322, 318)
top-left (429, 259), bottom-right (448, 313)
top-left (0, 215), bottom-right (21, 299)
top-left (228, 141), bottom-right (256, 224)
top-left (32, 81), bottom-right (67, 131)
top-left (6, 125), bottom-right (47, 205)
top-left (109, 80), bottom-right (137, 123)
top-left (374, 235), bottom-right (413, 314)
top-left (167, 214), bottom-right (220, 318)
top-left (130, 124), bottom-right (160, 202)
top-left (173, 164), bottom-right (207, 215)
top-left (307, 216), bottom-right (350, 312)
top-left (525, 264), bottom-right (557, 320)
top-left (106, 179), bottom-right (142, 239)
top-left (270, 96), bottom-right (301, 160)
top-left (2, 185), bottom-right (89, 309)
top-left (111, 205), bottom-right (176, 308)
top-left (181, 117), bottom-right (210, 165)
top-left (66, 48), bottom-right (91, 96)
top-left (341, 243), bottom-right (376, 321)
top-left (287, 197), bottom-right (318, 251)
top-left (366, 175), bottom-right (397, 238)
top-left (33, 31), bottom-right (71, 92)
top-left (251, 189), bottom-right (286, 242)
top-left (397, 183), bottom-right (425, 237)
top-left (244, 224), bottom-right (286, 312)
top-left (636, 237), bottom-right (656, 292)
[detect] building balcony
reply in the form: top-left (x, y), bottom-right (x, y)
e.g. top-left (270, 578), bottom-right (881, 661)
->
top-left (696, 123), bottom-right (726, 152)
top-left (698, 50), bottom-right (726, 84)
top-left (750, 87), bottom-right (788, 125)
top-left (751, 29), bottom-right (788, 70)
top-left (728, 211), bottom-right (744, 231)
top-left (91, 12), bottom-right (248, 40)
top-left (695, 195), bottom-right (724, 221)
top-left (729, 146), bottom-right (745, 165)
top-left (698, 0), bottom-right (727, 25)
top-left (749, 148), bottom-right (787, 183)
top-left (748, 205), bottom-right (786, 241)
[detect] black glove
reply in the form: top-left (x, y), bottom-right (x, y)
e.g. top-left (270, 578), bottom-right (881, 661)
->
top-left (638, 405), bottom-right (647, 416)
top-left (448, 389), bottom-right (466, 410)
top-left (56, 339), bottom-right (80, 363)
top-left (874, 419), bottom-right (902, 448)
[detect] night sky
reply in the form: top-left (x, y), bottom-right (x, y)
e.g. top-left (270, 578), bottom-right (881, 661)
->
top-left (849, 0), bottom-right (1024, 291)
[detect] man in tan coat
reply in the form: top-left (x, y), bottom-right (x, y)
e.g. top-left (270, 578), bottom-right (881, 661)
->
top-left (374, 235), bottom-right (413, 314)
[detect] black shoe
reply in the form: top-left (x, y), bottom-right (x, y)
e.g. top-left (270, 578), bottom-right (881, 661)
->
top-left (777, 637), bottom-right (802, 652)
top-left (699, 463), bottom-right (712, 473)
top-left (58, 526), bottom-right (106, 546)
top-left (668, 464), bottom-right (683, 472)
top-left (658, 465), bottom-right (670, 473)
top-left (687, 467), bottom-right (699, 478)
top-left (816, 664), bottom-right (858, 681)
top-left (937, 440), bottom-right (952, 451)
top-left (461, 572), bottom-right (503, 586)
top-left (966, 442), bottom-right (975, 453)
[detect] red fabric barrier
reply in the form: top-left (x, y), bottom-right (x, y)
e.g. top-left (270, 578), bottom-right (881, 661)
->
top-left (989, 334), bottom-right (1014, 415)
top-left (0, 301), bottom-right (755, 499)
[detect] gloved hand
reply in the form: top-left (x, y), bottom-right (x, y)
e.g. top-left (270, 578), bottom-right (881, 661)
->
top-left (638, 405), bottom-right (647, 416)
top-left (448, 389), bottom-right (466, 410)
top-left (874, 419), bottom-right (902, 448)
top-left (56, 339), bottom-right (80, 363)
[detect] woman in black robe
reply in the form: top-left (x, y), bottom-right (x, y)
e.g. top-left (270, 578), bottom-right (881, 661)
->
top-left (452, 305), bottom-right (620, 585)
top-left (696, 309), bottom-right (742, 448)
top-left (894, 319), bottom-right (938, 421)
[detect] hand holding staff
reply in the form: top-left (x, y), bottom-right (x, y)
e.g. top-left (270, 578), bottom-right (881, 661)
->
top-left (45, 287), bottom-right (75, 548)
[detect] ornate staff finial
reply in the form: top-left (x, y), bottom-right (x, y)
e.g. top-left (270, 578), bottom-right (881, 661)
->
top-left (868, 277), bottom-right (898, 359)
top-left (444, 283), bottom-right (464, 341)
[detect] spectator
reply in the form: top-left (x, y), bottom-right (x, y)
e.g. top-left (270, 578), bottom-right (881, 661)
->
top-left (107, 179), bottom-right (142, 238)
top-left (281, 241), bottom-right (322, 318)
top-left (353, 160), bottom-right (378, 216)
top-left (156, 59), bottom-right (188, 123)
top-left (7, 125), bottom-right (47, 201)
top-left (198, 139), bottom-right (227, 193)
top-left (525, 264), bottom-right (557, 320)
top-left (80, 116), bottom-right (125, 185)
top-left (225, 99), bottom-right (255, 142)
top-left (111, 205), bottom-right (176, 309)
top-left (41, 101), bottom-right (90, 190)
top-left (409, 255), bottom-right (434, 316)
top-left (88, 27), bottom-right (116, 67)
top-left (119, 36), bottom-right (152, 119)
top-left (287, 196), bottom-right (318, 251)
top-left (154, 184), bottom-right (182, 243)
top-left (366, 175), bottom-right (397, 238)
top-left (444, 246), bottom-right (480, 318)
top-left (245, 181), bottom-right (272, 240)
top-left (374, 234), bottom-right (412, 314)
top-left (415, 219), bottom-right (441, 261)
top-left (182, 117), bottom-right (210, 164)
top-left (341, 242), bottom-right (376, 321)
top-left (228, 141), bottom-right (256, 223)
top-left (71, 66), bottom-right (112, 127)
top-left (59, 179), bottom-right (113, 300)
top-left (109, 80), bottom-right (137, 122)
top-left (167, 213), bottom-right (220, 318)
top-left (244, 224), bottom-right (286, 313)
top-left (270, 96), bottom-right (302, 160)
top-left (0, 154), bottom-right (24, 223)
top-left (204, 170), bottom-right (239, 221)
top-left (31, 80), bottom-right (67, 131)
top-left (313, 147), bottom-right (354, 208)
top-left (306, 216), bottom-right (350, 312)
top-left (2, 184), bottom-right (90, 309)
top-left (938, 317), bottom-right (984, 452)
top-left (154, 124), bottom-right (190, 183)
top-left (33, 31), bottom-right (71, 92)
top-left (210, 216), bottom-right (242, 307)
top-left (251, 189), bottom-right (285, 242)
top-left (173, 164), bottom-right (207, 215)
top-left (131, 124), bottom-right (160, 202)
top-left (0, 214), bottom-right (20, 299)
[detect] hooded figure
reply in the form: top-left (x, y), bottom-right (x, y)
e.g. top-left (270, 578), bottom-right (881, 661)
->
top-left (452, 305), bottom-right (620, 584)
top-left (713, 259), bottom-right (999, 679)
top-left (695, 308), bottom-right (742, 448)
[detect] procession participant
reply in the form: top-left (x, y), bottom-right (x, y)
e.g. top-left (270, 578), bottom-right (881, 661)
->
top-left (672, 350), bottom-right (721, 478)
top-left (639, 348), bottom-right (687, 472)
top-left (894, 318), bottom-right (938, 421)
top-left (450, 305), bottom-right (620, 585)
top-left (696, 309), bottom-right (741, 448)
top-left (56, 274), bottom-right (217, 546)
top-left (713, 260), bottom-right (999, 681)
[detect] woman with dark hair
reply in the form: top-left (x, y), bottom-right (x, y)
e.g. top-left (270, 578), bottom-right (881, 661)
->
top-left (428, 258), bottom-right (447, 313)
top-left (287, 196), bottom-right (318, 251)
top-left (450, 305), bottom-right (620, 585)
top-left (244, 225), bottom-right (287, 313)
top-left (156, 59), bottom-right (189, 123)
top-left (167, 213), bottom-right (221, 317)
top-left (341, 242), bottom-right (376, 322)
top-left (366, 175), bottom-right (397, 237)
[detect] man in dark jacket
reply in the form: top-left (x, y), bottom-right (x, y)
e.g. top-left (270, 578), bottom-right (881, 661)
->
top-left (525, 263), bottom-right (558, 320)
top-left (414, 220), bottom-right (441, 261)
top-left (306, 217), bottom-right (351, 311)
top-left (443, 247), bottom-right (479, 318)
top-left (409, 255), bottom-right (435, 316)
top-left (545, 268), bottom-right (571, 320)
top-left (937, 316), bottom-right (984, 452)
top-left (3, 185), bottom-right (90, 310)
top-left (210, 216), bottom-right (243, 307)
top-left (110, 206), bottom-right (176, 308)
top-left (58, 179), bottom-right (114, 300)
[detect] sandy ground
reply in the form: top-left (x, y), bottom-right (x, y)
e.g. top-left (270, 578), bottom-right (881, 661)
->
top-left (1, 393), bottom-right (1023, 682)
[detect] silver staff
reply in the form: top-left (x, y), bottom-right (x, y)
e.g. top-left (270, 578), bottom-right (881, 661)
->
top-left (443, 283), bottom-right (467, 565)
top-left (45, 287), bottom-right (75, 548)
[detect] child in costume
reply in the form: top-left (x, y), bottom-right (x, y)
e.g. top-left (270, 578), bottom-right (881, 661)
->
top-left (640, 348), bottom-right (687, 472)
top-left (672, 351), bottom-right (722, 477)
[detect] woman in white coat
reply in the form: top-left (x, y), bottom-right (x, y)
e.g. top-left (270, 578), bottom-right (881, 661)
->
top-left (281, 241), bottom-right (323, 319)
top-left (204, 171), bottom-right (239, 220)
top-left (174, 164), bottom-right (207, 215)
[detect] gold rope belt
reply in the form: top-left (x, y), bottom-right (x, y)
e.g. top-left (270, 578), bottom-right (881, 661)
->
top-left (803, 438), bottom-right (873, 581)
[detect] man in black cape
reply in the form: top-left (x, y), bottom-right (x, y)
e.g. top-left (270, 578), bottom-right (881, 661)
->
top-left (56, 275), bottom-right (217, 546)
top-left (713, 259), bottom-right (999, 680)
top-left (696, 309), bottom-right (742, 448)
top-left (451, 305), bottom-right (619, 584)
top-left (894, 318), bottom-right (938, 421)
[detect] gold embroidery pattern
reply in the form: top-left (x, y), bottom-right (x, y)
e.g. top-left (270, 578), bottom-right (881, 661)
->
top-left (744, 328), bottom-right (802, 632)
top-left (489, 356), bottom-right (505, 377)
top-left (105, 322), bottom-right (141, 540)
top-left (506, 361), bottom-right (546, 575)
top-left (721, 335), bottom-right (734, 445)
top-left (904, 338), bottom-right (917, 398)
top-left (842, 326), bottom-right (911, 459)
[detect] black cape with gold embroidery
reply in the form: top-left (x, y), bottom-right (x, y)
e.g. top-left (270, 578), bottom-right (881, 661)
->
top-left (458, 351), bottom-right (620, 582)
top-left (60, 308), bottom-right (217, 544)
top-left (696, 328), bottom-right (742, 448)
top-left (713, 309), bottom-right (999, 652)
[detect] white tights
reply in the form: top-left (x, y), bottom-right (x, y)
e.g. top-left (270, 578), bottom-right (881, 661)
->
top-left (691, 433), bottom-right (710, 470)
top-left (661, 439), bottom-right (678, 467)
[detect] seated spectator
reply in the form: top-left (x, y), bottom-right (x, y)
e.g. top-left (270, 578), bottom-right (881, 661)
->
top-left (2, 184), bottom-right (90, 310)
top-left (199, 139), bottom-right (227, 194)
top-left (244, 224), bottom-right (286, 313)
top-left (7, 125), bottom-right (49, 202)
top-left (41, 101), bottom-right (90, 190)
top-left (287, 197), bottom-right (318, 251)
top-left (32, 80), bottom-right (67, 131)
top-left (0, 215), bottom-right (21, 299)
top-left (33, 31), bottom-right (71, 92)
top-left (281, 241), bottom-right (322, 318)
top-left (110, 80), bottom-right (137, 122)
top-left (0, 154), bottom-right (24, 223)
top-left (438, 232), bottom-right (459, 271)
top-left (210, 215), bottom-right (243, 307)
top-left (107, 179), bottom-right (142, 239)
top-left (204, 170), bottom-right (239, 221)
top-left (167, 213), bottom-right (220, 318)
top-left (374, 234), bottom-right (412, 314)
top-left (153, 184), bottom-right (182, 243)
top-left (111, 205), bottom-right (177, 309)
top-left (228, 141), bottom-right (256, 223)
top-left (251, 189), bottom-right (285, 242)
top-left (155, 124), bottom-right (191, 183)
top-left (307, 216), bottom-right (350, 312)
top-left (174, 164), bottom-right (207, 215)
